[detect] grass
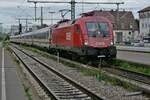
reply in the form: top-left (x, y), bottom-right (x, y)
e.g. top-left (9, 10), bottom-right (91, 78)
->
top-left (23, 84), bottom-right (33, 100)
top-left (106, 59), bottom-right (150, 76)
top-left (2, 41), bottom-right (10, 47)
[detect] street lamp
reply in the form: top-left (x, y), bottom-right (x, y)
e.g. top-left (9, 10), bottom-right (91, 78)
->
top-left (49, 11), bottom-right (55, 25)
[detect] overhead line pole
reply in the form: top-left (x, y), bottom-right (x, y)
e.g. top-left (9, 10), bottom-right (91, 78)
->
top-left (34, 2), bottom-right (37, 21)
top-left (25, 19), bottom-right (28, 32)
top-left (41, 6), bottom-right (43, 26)
top-left (71, 0), bottom-right (75, 20)
top-left (49, 11), bottom-right (55, 25)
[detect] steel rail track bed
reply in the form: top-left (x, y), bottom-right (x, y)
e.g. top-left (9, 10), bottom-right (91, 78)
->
top-left (103, 67), bottom-right (150, 85)
top-left (11, 44), bottom-right (150, 86)
top-left (10, 46), bottom-right (104, 100)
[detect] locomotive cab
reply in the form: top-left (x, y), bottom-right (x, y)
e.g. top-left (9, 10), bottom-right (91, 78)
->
top-left (80, 16), bottom-right (117, 58)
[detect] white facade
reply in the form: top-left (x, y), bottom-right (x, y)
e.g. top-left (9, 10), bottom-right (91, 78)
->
top-left (139, 10), bottom-right (150, 36)
top-left (114, 30), bottom-right (139, 43)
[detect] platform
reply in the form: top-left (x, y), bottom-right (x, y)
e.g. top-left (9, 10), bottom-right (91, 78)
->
top-left (117, 46), bottom-right (150, 53)
top-left (0, 45), bottom-right (27, 100)
top-left (117, 50), bottom-right (150, 65)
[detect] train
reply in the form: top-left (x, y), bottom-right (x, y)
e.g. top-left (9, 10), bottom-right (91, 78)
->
top-left (10, 14), bottom-right (117, 59)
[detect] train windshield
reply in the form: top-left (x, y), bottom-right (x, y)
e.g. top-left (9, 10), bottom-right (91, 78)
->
top-left (86, 22), bottom-right (109, 37)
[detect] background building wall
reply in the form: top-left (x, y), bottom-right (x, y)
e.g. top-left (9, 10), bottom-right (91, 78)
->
top-left (114, 30), bottom-right (139, 43)
top-left (140, 15), bottom-right (150, 36)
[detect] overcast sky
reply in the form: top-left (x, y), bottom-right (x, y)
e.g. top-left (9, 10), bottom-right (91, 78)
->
top-left (0, 0), bottom-right (150, 28)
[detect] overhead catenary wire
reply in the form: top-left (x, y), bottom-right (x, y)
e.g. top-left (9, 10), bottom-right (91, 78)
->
top-left (27, 0), bottom-right (124, 20)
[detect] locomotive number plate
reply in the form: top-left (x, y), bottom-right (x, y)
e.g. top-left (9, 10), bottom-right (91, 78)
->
top-left (96, 42), bottom-right (105, 46)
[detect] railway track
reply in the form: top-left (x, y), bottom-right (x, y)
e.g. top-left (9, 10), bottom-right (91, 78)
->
top-left (10, 46), bottom-right (104, 100)
top-left (10, 44), bottom-right (150, 98)
top-left (103, 67), bottom-right (150, 86)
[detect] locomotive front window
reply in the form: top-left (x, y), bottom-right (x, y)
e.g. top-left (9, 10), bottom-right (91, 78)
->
top-left (98, 22), bottom-right (109, 37)
top-left (86, 22), bottom-right (109, 37)
top-left (86, 22), bottom-right (98, 37)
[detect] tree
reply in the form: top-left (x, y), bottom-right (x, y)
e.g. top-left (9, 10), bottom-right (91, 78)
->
top-left (4, 35), bottom-right (10, 41)
top-left (0, 36), bottom-right (3, 41)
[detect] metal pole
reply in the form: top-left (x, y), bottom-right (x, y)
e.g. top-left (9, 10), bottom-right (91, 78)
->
top-left (57, 52), bottom-right (59, 63)
top-left (49, 11), bottom-right (55, 25)
top-left (115, 3), bottom-right (120, 31)
top-left (82, 0), bottom-right (84, 13)
top-left (98, 55), bottom-right (105, 81)
top-left (71, 0), bottom-right (75, 20)
top-left (18, 19), bottom-right (21, 34)
top-left (116, 3), bottom-right (119, 11)
top-left (26, 19), bottom-right (28, 32)
top-left (34, 2), bottom-right (37, 21)
top-left (18, 19), bottom-right (21, 25)
top-left (51, 13), bottom-right (53, 25)
top-left (41, 6), bottom-right (43, 26)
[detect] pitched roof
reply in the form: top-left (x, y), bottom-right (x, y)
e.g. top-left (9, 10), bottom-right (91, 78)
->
top-left (82, 10), bottom-right (138, 30)
top-left (139, 6), bottom-right (150, 13)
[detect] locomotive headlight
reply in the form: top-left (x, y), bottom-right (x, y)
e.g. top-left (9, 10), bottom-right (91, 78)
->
top-left (110, 41), bottom-right (114, 45)
top-left (84, 41), bottom-right (88, 45)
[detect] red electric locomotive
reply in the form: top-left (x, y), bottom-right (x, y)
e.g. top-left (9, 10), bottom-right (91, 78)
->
top-left (50, 14), bottom-right (117, 58)
top-left (10, 12), bottom-right (116, 59)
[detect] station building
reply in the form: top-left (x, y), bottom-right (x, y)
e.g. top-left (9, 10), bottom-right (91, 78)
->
top-left (83, 10), bottom-right (139, 44)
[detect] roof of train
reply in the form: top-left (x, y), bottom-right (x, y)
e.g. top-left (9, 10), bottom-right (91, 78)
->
top-left (11, 27), bottom-right (50, 38)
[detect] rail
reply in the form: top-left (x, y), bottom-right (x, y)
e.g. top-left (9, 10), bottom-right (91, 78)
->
top-left (10, 46), bottom-right (104, 100)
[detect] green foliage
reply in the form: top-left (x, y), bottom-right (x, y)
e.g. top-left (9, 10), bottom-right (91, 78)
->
top-left (0, 33), bottom-right (10, 42)
top-left (23, 85), bottom-right (32, 100)
top-left (0, 36), bottom-right (3, 41)
top-left (106, 59), bottom-right (150, 76)
top-left (4, 35), bottom-right (10, 41)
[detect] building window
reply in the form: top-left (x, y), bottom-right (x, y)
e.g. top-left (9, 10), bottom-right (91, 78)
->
top-left (121, 23), bottom-right (125, 29)
top-left (145, 23), bottom-right (147, 28)
top-left (129, 32), bottom-right (131, 35)
top-left (142, 23), bottom-right (144, 28)
top-left (112, 23), bottom-right (115, 28)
